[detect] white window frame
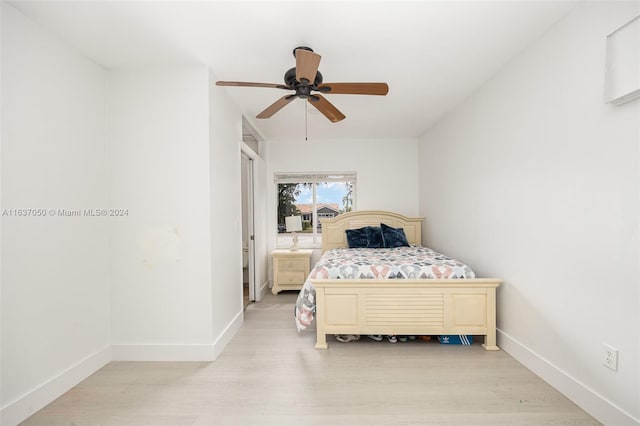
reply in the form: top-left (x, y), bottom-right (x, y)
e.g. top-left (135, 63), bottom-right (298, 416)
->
top-left (274, 172), bottom-right (357, 249)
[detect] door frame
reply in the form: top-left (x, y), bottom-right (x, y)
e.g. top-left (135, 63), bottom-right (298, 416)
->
top-left (241, 146), bottom-right (258, 302)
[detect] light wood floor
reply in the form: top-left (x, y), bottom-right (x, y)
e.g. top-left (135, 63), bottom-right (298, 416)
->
top-left (22, 291), bottom-right (601, 426)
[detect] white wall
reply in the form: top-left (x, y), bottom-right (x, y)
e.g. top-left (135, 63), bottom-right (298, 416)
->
top-left (417, 2), bottom-right (639, 425)
top-left (1, 5), bottom-right (247, 423)
top-left (266, 138), bottom-right (419, 265)
top-left (108, 67), bottom-right (215, 360)
top-left (1, 4), bottom-right (111, 424)
top-left (208, 72), bottom-right (244, 348)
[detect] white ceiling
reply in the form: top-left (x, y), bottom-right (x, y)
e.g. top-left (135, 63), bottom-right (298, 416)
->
top-left (10, 1), bottom-right (579, 141)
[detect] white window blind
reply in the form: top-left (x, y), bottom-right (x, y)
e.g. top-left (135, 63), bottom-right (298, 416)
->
top-left (274, 172), bottom-right (357, 183)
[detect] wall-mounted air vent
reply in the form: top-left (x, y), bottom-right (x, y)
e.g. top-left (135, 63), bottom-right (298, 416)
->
top-left (605, 15), bottom-right (640, 105)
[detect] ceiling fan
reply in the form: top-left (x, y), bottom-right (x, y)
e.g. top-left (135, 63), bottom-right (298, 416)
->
top-left (216, 46), bottom-right (389, 123)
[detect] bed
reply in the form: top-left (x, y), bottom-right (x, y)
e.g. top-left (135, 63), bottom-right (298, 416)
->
top-left (294, 210), bottom-right (502, 350)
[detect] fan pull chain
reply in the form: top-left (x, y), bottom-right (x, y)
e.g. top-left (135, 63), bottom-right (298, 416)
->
top-left (305, 101), bottom-right (308, 141)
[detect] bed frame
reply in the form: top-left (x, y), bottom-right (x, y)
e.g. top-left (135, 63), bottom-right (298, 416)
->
top-left (311, 211), bottom-right (502, 350)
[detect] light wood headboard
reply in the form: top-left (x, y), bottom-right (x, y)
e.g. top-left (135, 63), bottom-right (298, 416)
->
top-left (320, 210), bottom-right (424, 252)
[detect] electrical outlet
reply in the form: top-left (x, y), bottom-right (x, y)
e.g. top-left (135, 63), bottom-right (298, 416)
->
top-left (602, 343), bottom-right (618, 371)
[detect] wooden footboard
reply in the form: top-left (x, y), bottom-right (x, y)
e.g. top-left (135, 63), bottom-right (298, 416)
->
top-left (312, 278), bottom-right (501, 350)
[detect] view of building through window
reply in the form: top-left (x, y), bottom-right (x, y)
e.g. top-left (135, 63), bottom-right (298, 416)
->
top-left (276, 173), bottom-right (355, 247)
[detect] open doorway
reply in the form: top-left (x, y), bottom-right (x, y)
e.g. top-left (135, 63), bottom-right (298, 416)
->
top-left (241, 152), bottom-right (255, 306)
top-left (241, 118), bottom-right (262, 306)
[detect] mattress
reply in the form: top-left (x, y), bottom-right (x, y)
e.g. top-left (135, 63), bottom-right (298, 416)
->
top-left (294, 245), bottom-right (476, 331)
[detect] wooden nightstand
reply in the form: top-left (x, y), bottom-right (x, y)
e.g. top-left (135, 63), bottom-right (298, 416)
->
top-left (271, 249), bottom-right (312, 295)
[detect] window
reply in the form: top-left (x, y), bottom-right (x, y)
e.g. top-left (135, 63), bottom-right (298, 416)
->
top-left (275, 172), bottom-right (356, 248)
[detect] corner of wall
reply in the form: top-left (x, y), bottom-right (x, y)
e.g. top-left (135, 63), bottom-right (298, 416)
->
top-left (0, 346), bottom-right (112, 426)
top-left (498, 330), bottom-right (640, 426)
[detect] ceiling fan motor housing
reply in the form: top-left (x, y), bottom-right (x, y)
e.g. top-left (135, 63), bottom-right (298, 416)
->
top-left (284, 67), bottom-right (323, 98)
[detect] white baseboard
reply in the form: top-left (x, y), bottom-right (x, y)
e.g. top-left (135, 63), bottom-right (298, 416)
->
top-left (0, 345), bottom-right (111, 426)
top-left (258, 280), bottom-right (269, 300)
top-left (112, 310), bottom-right (244, 361)
top-left (497, 329), bottom-right (640, 426)
top-left (212, 309), bottom-right (243, 358)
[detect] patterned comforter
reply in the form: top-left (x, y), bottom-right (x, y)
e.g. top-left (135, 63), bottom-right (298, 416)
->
top-left (294, 246), bottom-right (476, 331)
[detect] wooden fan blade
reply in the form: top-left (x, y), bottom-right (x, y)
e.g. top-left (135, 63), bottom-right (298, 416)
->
top-left (256, 95), bottom-right (296, 119)
top-left (216, 81), bottom-right (291, 90)
top-left (317, 82), bottom-right (389, 95)
top-left (308, 95), bottom-right (345, 123)
top-left (295, 49), bottom-right (321, 84)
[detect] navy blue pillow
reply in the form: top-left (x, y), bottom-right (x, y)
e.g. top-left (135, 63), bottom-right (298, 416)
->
top-left (345, 228), bottom-right (368, 248)
top-left (346, 226), bottom-right (385, 248)
top-left (381, 223), bottom-right (410, 248)
top-left (365, 226), bottom-right (384, 248)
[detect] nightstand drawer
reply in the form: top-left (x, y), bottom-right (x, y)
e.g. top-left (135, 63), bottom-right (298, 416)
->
top-left (277, 259), bottom-right (307, 272)
top-left (276, 271), bottom-right (306, 285)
